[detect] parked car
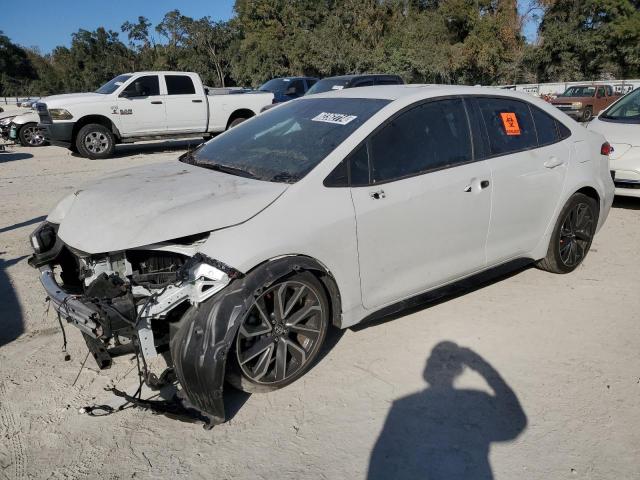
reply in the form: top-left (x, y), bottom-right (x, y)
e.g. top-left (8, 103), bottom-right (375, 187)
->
top-left (588, 87), bottom-right (640, 197)
top-left (305, 74), bottom-right (404, 95)
top-left (29, 85), bottom-right (613, 425)
top-left (36, 71), bottom-right (274, 159)
top-left (0, 111), bottom-right (47, 146)
top-left (550, 84), bottom-right (621, 122)
top-left (259, 77), bottom-right (318, 103)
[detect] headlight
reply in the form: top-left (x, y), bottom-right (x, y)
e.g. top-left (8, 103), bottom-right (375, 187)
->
top-left (30, 222), bottom-right (58, 254)
top-left (49, 109), bottom-right (73, 120)
top-left (571, 102), bottom-right (583, 109)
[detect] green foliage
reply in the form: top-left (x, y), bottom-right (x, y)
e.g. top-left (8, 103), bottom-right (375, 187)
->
top-left (1, 1), bottom-right (639, 96)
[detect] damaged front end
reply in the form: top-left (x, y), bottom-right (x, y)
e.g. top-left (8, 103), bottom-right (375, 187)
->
top-left (29, 222), bottom-right (243, 425)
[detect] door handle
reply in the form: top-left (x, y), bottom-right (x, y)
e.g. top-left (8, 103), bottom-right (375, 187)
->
top-left (480, 180), bottom-right (490, 189)
top-left (150, 101), bottom-right (163, 105)
top-left (544, 157), bottom-right (564, 169)
top-left (369, 190), bottom-right (386, 200)
top-left (192, 99), bottom-right (203, 103)
top-left (464, 180), bottom-right (490, 192)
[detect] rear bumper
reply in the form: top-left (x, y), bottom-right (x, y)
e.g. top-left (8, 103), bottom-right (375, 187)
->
top-left (39, 122), bottom-right (74, 148)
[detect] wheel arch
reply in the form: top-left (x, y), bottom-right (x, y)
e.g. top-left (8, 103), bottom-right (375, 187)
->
top-left (226, 109), bottom-right (255, 129)
top-left (72, 115), bottom-right (120, 143)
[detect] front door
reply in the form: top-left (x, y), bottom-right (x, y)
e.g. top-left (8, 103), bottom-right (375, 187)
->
top-left (351, 98), bottom-right (492, 310)
top-left (117, 75), bottom-right (167, 136)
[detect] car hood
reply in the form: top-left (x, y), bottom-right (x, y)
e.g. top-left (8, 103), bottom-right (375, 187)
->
top-left (41, 92), bottom-right (108, 108)
top-left (550, 96), bottom-right (591, 104)
top-left (53, 161), bottom-right (288, 254)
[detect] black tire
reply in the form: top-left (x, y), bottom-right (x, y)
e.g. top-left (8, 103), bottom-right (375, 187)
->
top-left (227, 271), bottom-right (330, 393)
top-left (581, 106), bottom-right (593, 123)
top-left (18, 123), bottom-right (46, 147)
top-left (536, 193), bottom-right (598, 274)
top-left (227, 117), bottom-right (248, 129)
top-left (75, 123), bottom-right (115, 159)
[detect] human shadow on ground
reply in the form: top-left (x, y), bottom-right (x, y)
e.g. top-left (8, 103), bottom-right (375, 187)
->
top-left (368, 342), bottom-right (527, 480)
top-left (0, 254), bottom-right (28, 348)
top-left (0, 151), bottom-right (33, 163)
top-left (0, 215), bottom-right (46, 234)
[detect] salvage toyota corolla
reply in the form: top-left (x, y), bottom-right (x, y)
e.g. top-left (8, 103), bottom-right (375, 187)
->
top-left (29, 85), bottom-right (614, 424)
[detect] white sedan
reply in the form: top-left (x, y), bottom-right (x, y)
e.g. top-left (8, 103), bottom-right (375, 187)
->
top-left (588, 87), bottom-right (640, 197)
top-left (29, 85), bottom-right (614, 425)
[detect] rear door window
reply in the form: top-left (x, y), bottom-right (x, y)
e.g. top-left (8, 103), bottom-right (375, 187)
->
top-left (166, 75), bottom-right (196, 95)
top-left (477, 97), bottom-right (537, 156)
top-left (369, 98), bottom-right (472, 183)
top-left (376, 77), bottom-right (402, 85)
top-left (352, 78), bottom-right (374, 87)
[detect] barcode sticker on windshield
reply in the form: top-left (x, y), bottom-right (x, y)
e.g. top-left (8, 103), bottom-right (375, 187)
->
top-left (312, 112), bottom-right (357, 125)
top-left (331, 85), bottom-right (344, 90)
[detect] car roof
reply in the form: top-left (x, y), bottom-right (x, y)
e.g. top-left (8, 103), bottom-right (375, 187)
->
top-left (306, 84), bottom-right (545, 103)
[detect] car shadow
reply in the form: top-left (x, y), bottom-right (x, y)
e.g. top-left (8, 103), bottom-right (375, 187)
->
top-left (612, 196), bottom-right (640, 210)
top-left (0, 215), bottom-right (46, 234)
top-left (0, 254), bottom-right (28, 348)
top-left (367, 342), bottom-right (527, 480)
top-left (71, 138), bottom-right (208, 159)
top-left (352, 258), bottom-right (532, 332)
top-left (0, 151), bottom-right (33, 163)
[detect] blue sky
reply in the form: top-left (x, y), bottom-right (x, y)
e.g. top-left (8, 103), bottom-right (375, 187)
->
top-left (1, 0), bottom-right (236, 52)
top-left (1, 0), bottom-right (540, 53)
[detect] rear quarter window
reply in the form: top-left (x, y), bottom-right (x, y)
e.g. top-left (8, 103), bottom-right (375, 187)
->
top-left (529, 105), bottom-right (559, 146)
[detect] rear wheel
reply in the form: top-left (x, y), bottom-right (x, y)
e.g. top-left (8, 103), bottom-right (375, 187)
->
top-left (536, 193), bottom-right (598, 273)
top-left (228, 117), bottom-right (248, 129)
top-left (227, 272), bottom-right (329, 393)
top-left (18, 123), bottom-right (46, 147)
top-left (76, 123), bottom-right (115, 159)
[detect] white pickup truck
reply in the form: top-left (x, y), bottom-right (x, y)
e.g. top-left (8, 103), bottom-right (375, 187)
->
top-left (37, 71), bottom-right (274, 159)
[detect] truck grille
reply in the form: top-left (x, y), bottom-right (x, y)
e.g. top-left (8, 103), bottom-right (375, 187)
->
top-left (36, 103), bottom-right (52, 124)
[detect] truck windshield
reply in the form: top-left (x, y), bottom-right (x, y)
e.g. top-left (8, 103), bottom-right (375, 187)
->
top-left (306, 79), bottom-right (351, 95)
top-left (96, 75), bottom-right (132, 94)
top-left (181, 97), bottom-right (390, 183)
top-left (600, 88), bottom-right (640, 123)
top-left (559, 86), bottom-right (595, 97)
top-left (259, 79), bottom-right (293, 93)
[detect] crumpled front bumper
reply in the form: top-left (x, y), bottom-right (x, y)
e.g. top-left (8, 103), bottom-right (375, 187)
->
top-left (38, 266), bottom-right (104, 338)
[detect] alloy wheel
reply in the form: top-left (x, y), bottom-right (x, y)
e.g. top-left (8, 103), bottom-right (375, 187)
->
top-left (84, 131), bottom-right (109, 154)
top-left (23, 125), bottom-right (45, 146)
top-left (559, 202), bottom-right (594, 268)
top-left (236, 280), bottom-right (326, 385)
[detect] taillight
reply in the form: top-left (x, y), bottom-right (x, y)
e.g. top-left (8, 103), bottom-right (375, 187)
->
top-left (601, 142), bottom-right (613, 156)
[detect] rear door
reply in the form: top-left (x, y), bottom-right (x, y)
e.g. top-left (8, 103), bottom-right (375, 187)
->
top-left (474, 97), bottom-right (569, 263)
top-left (117, 74), bottom-right (166, 136)
top-left (162, 74), bottom-right (207, 133)
top-left (350, 98), bottom-right (492, 310)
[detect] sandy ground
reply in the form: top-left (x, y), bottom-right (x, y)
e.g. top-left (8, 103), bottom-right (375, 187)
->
top-left (0, 138), bottom-right (639, 480)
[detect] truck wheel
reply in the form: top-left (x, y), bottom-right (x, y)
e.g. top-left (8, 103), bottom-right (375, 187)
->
top-left (581, 106), bottom-right (593, 122)
top-left (228, 117), bottom-right (248, 129)
top-left (18, 123), bottom-right (46, 147)
top-left (76, 123), bottom-right (115, 159)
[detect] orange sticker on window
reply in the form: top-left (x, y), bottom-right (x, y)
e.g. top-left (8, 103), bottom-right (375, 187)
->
top-left (500, 112), bottom-right (521, 136)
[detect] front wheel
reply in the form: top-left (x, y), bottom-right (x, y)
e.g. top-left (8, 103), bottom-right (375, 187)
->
top-left (536, 193), bottom-right (598, 274)
top-left (581, 106), bottom-right (593, 122)
top-left (75, 123), bottom-right (115, 159)
top-left (227, 272), bottom-right (329, 393)
top-left (18, 123), bottom-right (46, 147)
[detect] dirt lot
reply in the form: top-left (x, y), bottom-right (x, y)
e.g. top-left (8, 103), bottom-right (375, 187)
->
top-left (1, 134), bottom-right (639, 479)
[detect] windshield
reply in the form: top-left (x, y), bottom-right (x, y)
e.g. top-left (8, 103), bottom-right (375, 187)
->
top-left (600, 88), bottom-right (640, 123)
top-left (306, 78), bottom-right (351, 96)
top-left (181, 97), bottom-right (390, 183)
top-left (559, 86), bottom-right (595, 98)
top-left (96, 74), bottom-right (132, 94)
top-left (259, 78), bottom-right (293, 93)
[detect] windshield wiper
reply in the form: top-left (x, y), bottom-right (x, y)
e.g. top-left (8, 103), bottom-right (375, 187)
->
top-left (200, 163), bottom-right (258, 179)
